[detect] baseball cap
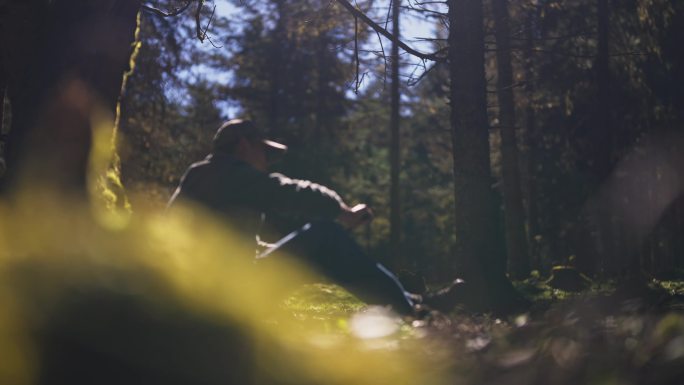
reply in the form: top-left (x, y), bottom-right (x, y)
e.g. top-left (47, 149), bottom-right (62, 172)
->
top-left (212, 119), bottom-right (287, 154)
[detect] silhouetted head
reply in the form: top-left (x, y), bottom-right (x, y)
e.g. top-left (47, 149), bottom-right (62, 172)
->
top-left (212, 119), bottom-right (287, 155)
top-left (212, 119), bottom-right (287, 172)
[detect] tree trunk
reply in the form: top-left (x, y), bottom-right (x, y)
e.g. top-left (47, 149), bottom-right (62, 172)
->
top-left (596, 0), bottom-right (611, 178)
top-left (492, 0), bottom-right (530, 279)
top-left (389, 0), bottom-right (402, 266)
top-left (576, 0), bottom-right (612, 276)
top-left (0, 85), bottom-right (5, 179)
top-left (0, 80), bottom-right (5, 135)
top-left (676, 196), bottom-right (684, 273)
top-left (268, 0), bottom-right (286, 137)
top-left (0, 0), bottom-right (141, 194)
top-left (315, 34), bottom-right (326, 144)
top-left (447, 0), bottom-right (518, 310)
top-left (522, 7), bottom-right (541, 271)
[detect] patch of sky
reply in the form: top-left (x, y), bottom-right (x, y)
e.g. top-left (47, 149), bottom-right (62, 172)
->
top-left (185, 0), bottom-right (446, 115)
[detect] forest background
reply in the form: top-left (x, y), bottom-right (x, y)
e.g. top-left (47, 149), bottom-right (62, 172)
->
top-left (116, 0), bottom-right (684, 285)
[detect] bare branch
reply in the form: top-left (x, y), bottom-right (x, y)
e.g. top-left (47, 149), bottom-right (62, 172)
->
top-left (354, 15), bottom-right (361, 93)
top-left (376, 30), bottom-right (388, 89)
top-left (142, 1), bottom-right (220, 47)
top-left (407, 60), bottom-right (432, 86)
top-left (400, 5), bottom-right (446, 17)
top-left (412, 37), bottom-right (447, 42)
top-left (411, 0), bottom-right (447, 5)
top-left (141, 1), bottom-right (193, 17)
top-left (385, 0), bottom-right (393, 29)
top-left (198, 3), bottom-right (218, 44)
top-left (334, 0), bottom-right (445, 62)
top-left (195, 0), bottom-right (206, 41)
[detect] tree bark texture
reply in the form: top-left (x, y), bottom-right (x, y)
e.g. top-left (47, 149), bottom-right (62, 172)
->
top-left (448, 0), bottom-right (513, 308)
top-left (0, 0), bottom-right (141, 193)
top-left (389, 0), bottom-right (402, 265)
top-left (491, 0), bottom-right (530, 279)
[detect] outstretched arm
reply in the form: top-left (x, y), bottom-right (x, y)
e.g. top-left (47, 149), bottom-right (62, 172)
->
top-left (259, 173), bottom-right (372, 228)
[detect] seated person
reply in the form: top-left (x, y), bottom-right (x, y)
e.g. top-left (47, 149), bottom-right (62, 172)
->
top-left (168, 119), bottom-right (462, 315)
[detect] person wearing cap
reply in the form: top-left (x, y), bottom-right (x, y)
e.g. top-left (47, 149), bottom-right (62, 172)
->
top-left (168, 119), bottom-right (463, 315)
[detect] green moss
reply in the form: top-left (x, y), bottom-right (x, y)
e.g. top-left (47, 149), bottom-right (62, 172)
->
top-left (655, 280), bottom-right (684, 295)
top-left (284, 283), bottom-right (365, 319)
top-left (94, 10), bottom-right (141, 215)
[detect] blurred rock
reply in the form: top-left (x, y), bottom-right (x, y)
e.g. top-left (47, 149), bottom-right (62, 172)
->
top-left (546, 266), bottom-right (592, 292)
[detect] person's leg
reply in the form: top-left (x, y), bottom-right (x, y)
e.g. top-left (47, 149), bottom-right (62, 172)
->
top-left (257, 221), bottom-right (415, 315)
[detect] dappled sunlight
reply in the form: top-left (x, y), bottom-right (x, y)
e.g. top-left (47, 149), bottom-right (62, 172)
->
top-left (580, 131), bottom-right (684, 273)
top-left (596, 131), bottom-right (683, 240)
top-left (0, 193), bottom-right (454, 385)
top-left (349, 305), bottom-right (401, 340)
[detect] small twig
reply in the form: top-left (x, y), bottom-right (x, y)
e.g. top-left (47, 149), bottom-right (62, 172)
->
top-left (412, 0), bottom-right (446, 5)
top-left (385, 0), bottom-right (393, 30)
top-left (195, 0), bottom-right (206, 41)
top-left (407, 59), bottom-right (427, 86)
top-left (400, 5), bottom-right (446, 17)
top-left (376, 30), bottom-right (388, 89)
top-left (199, 4), bottom-right (219, 46)
top-left (346, 72), bottom-right (368, 92)
top-left (205, 34), bottom-right (223, 48)
top-left (407, 60), bottom-right (438, 86)
top-left (412, 37), bottom-right (447, 42)
top-left (143, 1), bottom-right (219, 47)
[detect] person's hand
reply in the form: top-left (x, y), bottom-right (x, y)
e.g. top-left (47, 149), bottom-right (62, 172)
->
top-left (337, 203), bottom-right (374, 229)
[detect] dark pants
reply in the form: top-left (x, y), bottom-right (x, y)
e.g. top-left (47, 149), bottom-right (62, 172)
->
top-left (257, 221), bottom-right (415, 315)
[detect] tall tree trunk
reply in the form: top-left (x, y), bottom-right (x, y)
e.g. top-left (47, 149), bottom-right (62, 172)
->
top-left (522, 7), bottom-right (541, 271)
top-left (676, 197), bottom-right (684, 272)
top-left (596, 0), bottom-right (611, 177)
top-left (269, 0), bottom-right (286, 137)
top-left (0, 80), bottom-right (5, 136)
top-left (447, 0), bottom-right (518, 310)
top-left (0, 85), bottom-right (5, 179)
top-left (315, 35), bottom-right (326, 144)
top-left (0, 0), bottom-right (141, 194)
top-left (576, 0), bottom-right (612, 276)
top-left (389, 0), bottom-right (402, 265)
top-left (492, 0), bottom-right (530, 279)
top-left (312, 30), bottom-right (328, 175)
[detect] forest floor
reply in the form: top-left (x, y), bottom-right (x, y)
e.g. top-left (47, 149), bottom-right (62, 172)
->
top-left (283, 278), bottom-right (684, 385)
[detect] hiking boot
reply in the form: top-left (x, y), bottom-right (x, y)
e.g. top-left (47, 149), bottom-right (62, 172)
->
top-left (421, 278), bottom-right (468, 314)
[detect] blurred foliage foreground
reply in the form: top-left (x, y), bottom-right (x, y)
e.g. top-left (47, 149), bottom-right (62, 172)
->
top-left (2, 196), bottom-right (684, 385)
top-left (0, 194), bottom-right (450, 385)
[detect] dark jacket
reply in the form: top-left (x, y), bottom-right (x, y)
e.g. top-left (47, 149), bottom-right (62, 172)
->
top-left (167, 153), bottom-right (344, 242)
